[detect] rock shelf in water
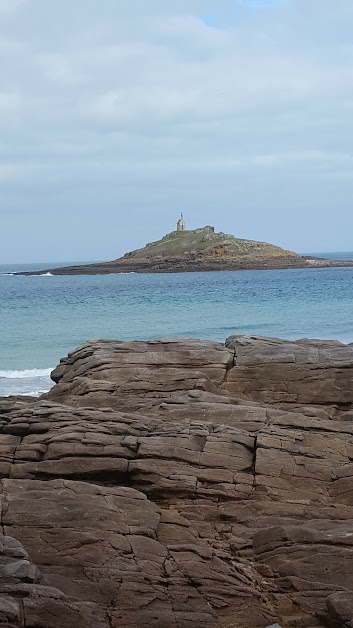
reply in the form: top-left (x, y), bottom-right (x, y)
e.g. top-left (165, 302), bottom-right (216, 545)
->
top-left (1, 335), bottom-right (353, 626)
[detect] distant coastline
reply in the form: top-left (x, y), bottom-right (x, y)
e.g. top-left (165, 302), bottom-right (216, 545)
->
top-left (303, 251), bottom-right (353, 261)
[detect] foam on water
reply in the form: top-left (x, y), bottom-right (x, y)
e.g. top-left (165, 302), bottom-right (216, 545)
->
top-left (0, 368), bottom-right (52, 379)
top-left (0, 368), bottom-right (54, 397)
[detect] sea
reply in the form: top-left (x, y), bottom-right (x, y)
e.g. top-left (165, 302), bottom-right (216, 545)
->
top-left (1, 252), bottom-right (353, 397)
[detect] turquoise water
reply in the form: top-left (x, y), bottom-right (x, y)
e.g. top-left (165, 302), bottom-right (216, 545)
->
top-left (1, 255), bottom-right (353, 396)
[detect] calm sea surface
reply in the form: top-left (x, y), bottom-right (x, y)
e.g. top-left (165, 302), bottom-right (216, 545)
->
top-left (1, 253), bottom-right (353, 396)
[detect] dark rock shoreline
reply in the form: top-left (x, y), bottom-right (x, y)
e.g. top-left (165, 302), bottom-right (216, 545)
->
top-left (14, 255), bottom-right (353, 276)
top-left (1, 335), bottom-right (353, 627)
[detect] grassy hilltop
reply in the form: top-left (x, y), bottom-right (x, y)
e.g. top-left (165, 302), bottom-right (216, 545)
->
top-left (120, 226), bottom-right (301, 264)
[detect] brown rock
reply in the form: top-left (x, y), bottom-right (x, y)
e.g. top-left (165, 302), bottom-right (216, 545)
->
top-left (1, 334), bottom-right (353, 626)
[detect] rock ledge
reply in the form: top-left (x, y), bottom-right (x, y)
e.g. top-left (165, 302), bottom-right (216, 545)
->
top-left (1, 335), bottom-right (353, 627)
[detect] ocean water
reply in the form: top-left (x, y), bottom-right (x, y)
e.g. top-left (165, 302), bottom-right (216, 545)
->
top-left (1, 254), bottom-right (353, 397)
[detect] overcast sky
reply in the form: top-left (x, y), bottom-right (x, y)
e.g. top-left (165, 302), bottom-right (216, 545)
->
top-left (1, 0), bottom-right (353, 263)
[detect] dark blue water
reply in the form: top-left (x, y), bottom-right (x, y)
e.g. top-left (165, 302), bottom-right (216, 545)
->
top-left (1, 255), bottom-right (353, 395)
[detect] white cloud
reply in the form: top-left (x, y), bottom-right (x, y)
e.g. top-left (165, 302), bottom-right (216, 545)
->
top-left (0, 0), bottom-right (25, 15)
top-left (0, 91), bottom-right (20, 111)
top-left (0, 0), bottom-right (353, 260)
top-left (34, 53), bottom-right (85, 86)
top-left (0, 163), bottom-right (19, 181)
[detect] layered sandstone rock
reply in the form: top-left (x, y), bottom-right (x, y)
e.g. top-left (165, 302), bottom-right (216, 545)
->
top-left (1, 335), bottom-right (353, 627)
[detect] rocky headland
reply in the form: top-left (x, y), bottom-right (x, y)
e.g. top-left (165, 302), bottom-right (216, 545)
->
top-left (15, 227), bottom-right (353, 275)
top-left (1, 335), bottom-right (353, 626)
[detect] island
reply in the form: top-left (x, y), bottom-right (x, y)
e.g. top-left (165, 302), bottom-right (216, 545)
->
top-left (16, 215), bottom-right (353, 275)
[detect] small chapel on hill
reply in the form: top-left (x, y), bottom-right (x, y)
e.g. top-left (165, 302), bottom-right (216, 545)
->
top-left (177, 213), bottom-right (186, 231)
top-left (176, 214), bottom-right (216, 235)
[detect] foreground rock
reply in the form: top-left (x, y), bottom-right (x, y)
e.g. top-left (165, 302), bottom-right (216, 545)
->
top-left (15, 227), bottom-right (353, 275)
top-left (1, 335), bottom-right (353, 627)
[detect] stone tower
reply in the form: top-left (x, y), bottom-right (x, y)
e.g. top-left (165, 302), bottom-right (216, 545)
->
top-left (177, 213), bottom-right (186, 231)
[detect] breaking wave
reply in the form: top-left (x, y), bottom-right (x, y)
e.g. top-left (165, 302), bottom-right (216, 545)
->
top-left (0, 368), bottom-right (53, 379)
top-left (0, 368), bottom-right (54, 397)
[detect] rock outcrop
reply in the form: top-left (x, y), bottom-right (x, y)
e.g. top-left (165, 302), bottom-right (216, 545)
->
top-left (15, 228), bottom-right (353, 275)
top-left (1, 335), bottom-right (353, 627)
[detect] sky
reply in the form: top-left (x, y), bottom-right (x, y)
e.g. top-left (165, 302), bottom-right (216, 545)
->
top-left (0, 0), bottom-right (353, 263)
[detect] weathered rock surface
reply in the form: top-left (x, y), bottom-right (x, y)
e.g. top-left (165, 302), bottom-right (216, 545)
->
top-left (1, 335), bottom-right (353, 627)
top-left (224, 336), bottom-right (353, 413)
top-left (0, 526), bottom-right (105, 627)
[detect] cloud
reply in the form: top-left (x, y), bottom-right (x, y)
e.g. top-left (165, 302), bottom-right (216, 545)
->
top-left (0, 0), bottom-right (353, 261)
top-left (0, 0), bottom-right (26, 15)
top-left (0, 91), bottom-right (20, 111)
top-left (34, 53), bottom-right (86, 86)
